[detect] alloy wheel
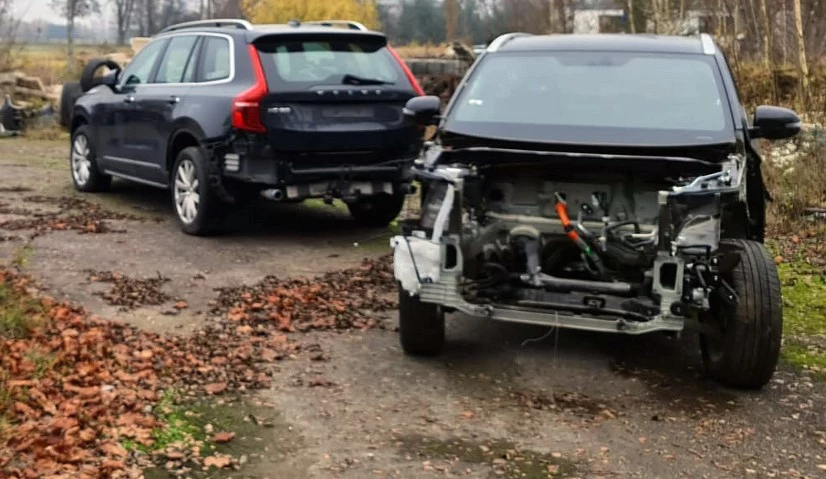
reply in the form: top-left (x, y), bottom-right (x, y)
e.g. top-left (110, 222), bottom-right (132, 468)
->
top-left (174, 159), bottom-right (200, 224)
top-left (71, 134), bottom-right (92, 186)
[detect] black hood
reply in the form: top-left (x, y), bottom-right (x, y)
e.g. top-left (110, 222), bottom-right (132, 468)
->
top-left (439, 130), bottom-right (741, 164)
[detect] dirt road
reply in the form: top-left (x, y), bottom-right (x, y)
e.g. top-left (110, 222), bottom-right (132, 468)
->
top-left (1, 138), bottom-right (825, 479)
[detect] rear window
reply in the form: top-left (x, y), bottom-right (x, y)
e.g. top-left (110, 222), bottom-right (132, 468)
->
top-left (255, 37), bottom-right (401, 90)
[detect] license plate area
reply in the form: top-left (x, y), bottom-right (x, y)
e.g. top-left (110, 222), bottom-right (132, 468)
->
top-left (321, 106), bottom-right (374, 119)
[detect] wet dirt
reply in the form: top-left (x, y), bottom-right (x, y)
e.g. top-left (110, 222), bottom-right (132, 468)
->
top-left (2, 138), bottom-right (826, 479)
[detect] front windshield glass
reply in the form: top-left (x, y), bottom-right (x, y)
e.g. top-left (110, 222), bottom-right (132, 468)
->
top-left (446, 51), bottom-right (734, 146)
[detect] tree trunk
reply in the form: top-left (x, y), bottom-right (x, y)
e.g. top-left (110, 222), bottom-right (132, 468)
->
top-left (759, 0), bottom-right (772, 68)
top-left (792, 0), bottom-right (809, 103)
top-left (626, 0), bottom-right (635, 33)
top-left (67, 16), bottom-right (75, 75)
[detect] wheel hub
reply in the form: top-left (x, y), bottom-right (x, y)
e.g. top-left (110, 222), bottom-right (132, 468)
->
top-left (174, 159), bottom-right (200, 224)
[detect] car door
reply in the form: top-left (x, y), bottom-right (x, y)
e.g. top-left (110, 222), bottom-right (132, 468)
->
top-left (98, 38), bottom-right (169, 179)
top-left (130, 34), bottom-right (201, 185)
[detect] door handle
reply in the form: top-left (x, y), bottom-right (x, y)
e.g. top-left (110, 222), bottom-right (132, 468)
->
top-left (168, 96), bottom-right (180, 105)
top-left (124, 96), bottom-right (135, 103)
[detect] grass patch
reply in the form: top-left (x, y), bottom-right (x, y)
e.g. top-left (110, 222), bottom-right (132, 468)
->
top-left (123, 390), bottom-right (206, 454)
top-left (0, 280), bottom-right (45, 339)
top-left (776, 261), bottom-right (826, 374)
top-left (400, 434), bottom-right (578, 478)
top-left (11, 245), bottom-right (34, 269)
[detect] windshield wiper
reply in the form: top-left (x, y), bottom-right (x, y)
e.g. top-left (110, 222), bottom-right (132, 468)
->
top-left (342, 73), bottom-right (392, 86)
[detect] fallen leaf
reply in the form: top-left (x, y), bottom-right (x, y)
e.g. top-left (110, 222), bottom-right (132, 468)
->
top-left (460, 411), bottom-right (474, 419)
top-left (212, 432), bottom-right (235, 444)
top-left (204, 455), bottom-right (232, 469)
top-left (174, 301), bottom-right (188, 310)
top-left (204, 382), bottom-right (227, 395)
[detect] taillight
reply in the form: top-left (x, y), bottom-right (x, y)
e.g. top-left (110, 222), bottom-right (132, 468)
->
top-left (388, 46), bottom-right (425, 96)
top-left (231, 44), bottom-right (268, 134)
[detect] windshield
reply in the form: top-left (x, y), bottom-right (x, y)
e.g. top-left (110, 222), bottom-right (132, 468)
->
top-left (255, 38), bottom-right (401, 90)
top-left (446, 51), bottom-right (735, 146)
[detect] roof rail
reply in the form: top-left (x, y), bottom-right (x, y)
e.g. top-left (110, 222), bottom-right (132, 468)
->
top-left (159, 19), bottom-right (253, 34)
top-left (301, 20), bottom-right (369, 31)
top-left (699, 33), bottom-right (716, 55)
top-left (486, 32), bottom-right (532, 52)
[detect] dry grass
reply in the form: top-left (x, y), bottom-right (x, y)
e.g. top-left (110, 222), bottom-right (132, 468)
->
top-left (393, 42), bottom-right (451, 58)
top-left (16, 43), bottom-right (131, 86)
top-left (764, 144), bottom-right (826, 231)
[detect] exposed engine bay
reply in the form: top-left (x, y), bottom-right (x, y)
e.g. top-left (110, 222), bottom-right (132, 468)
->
top-left (392, 147), bottom-right (746, 335)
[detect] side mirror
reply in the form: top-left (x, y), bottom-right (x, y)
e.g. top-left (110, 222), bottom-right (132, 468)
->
top-left (749, 105), bottom-right (801, 140)
top-left (403, 95), bottom-right (441, 126)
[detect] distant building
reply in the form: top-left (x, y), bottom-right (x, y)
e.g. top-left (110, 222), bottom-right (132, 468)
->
top-left (572, 8), bottom-right (626, 34)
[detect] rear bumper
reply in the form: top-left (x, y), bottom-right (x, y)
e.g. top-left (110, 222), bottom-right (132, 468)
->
top-left (221, 147), bottom-right (415, 183)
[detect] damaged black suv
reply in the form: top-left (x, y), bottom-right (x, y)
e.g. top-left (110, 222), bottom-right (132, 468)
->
top-left (393, 33), bottom-right (801, 389)
top-left (69, 19), bottom-right (424, 235)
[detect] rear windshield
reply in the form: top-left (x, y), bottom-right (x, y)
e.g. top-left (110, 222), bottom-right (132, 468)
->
top-left (445, 51), bottom-right (735, 146)
top-left (255, 37), bottom-right (401, 90)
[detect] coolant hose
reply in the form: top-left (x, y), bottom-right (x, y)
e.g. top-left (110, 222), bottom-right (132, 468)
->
top-left (555, 195), bottom-right (608, 278)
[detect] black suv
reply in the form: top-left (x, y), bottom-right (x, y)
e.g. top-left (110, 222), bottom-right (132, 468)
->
top-left (393, 33), bottom-right (801, 389)
top-left (69, 19), bottom-right (425, 235)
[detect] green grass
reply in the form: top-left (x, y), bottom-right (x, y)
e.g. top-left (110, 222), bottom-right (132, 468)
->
top-left (777, 262), bottom-right (826, 375)
top-left (124, 389), bottom-right (207, 454)
top-left (0, 281), bottom-right (45, 339)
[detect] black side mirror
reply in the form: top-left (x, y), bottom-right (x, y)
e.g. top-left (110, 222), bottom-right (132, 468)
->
top-left (404, 95), bottom-right (441, 126)
top-left (749, 105), bottom-right (801, 140)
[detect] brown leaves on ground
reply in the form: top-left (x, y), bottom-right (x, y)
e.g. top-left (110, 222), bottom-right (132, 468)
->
top-left (770, 231), bottom-right (826, 271)
top-left (211, 256), bottom-right (397, 332)
top-left (85, 270), bottom-right (172, 311)
top-left (0, 268), bottom-right (296, 478)
top-left (0, 195), bottom-right (150, 239)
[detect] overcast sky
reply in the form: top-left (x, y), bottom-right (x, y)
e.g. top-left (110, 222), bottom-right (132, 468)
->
top-left (15, 0), bottom-right (112, 26)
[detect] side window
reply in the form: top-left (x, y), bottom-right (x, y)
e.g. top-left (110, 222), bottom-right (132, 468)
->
top-left (121, 39), bottom-right (168, 85)
top-left (155, 35), bottom-right (199, 84)
top-left (197, 37), bottom-right (231, 82)
top-left (182, 38), bottom-right (202, 83)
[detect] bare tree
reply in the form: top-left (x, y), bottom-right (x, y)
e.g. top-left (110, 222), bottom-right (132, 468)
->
top-left (445, 0), bottom-right (459, 41)
top-left (758, 0), bottom-right (772, 68)
top-left (51, 0), bottom-right (99, 74)
top-left (114, 0), bottom-right (137, 45)
top-left (0, 0), bottom-right (21, 72)
top-left (792, 0), bottom-right (809, 102)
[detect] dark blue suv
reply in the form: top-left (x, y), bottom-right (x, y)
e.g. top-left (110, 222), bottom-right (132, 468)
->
top-left (69, 19), bottom-right (425, 235)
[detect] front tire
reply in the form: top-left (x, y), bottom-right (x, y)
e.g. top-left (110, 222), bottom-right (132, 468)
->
top-left (701, 240), bottom-right (783, 389)
top-left (398, 287), bottom-right (445, 356)
top-left (171, 147), bottom-right (224, 236)
top-left (347, 193), bottom-right (405, 228)
top-left (70, 125), bottom-right (111, 192)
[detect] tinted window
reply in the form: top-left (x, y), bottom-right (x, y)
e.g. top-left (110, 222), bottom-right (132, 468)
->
top-left (446, 52), bottom-right (734, 146)
top-left (122, 39), bottom-right (168, 85)
top-left (256, 37), bottom-right (400, 90)
top-left (155, 35), bottom-right (199, 83)
top-left (198, 37), bottom-right (231, 82)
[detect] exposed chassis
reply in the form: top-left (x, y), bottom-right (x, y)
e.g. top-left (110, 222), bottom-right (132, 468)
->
top-left (392, 147), bottom-right (746, 336)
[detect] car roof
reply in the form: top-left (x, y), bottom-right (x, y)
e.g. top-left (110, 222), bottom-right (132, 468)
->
top-left (153, 22), bottom-right (386, 43)
top-left (495, 34), bottom-right (709, 55)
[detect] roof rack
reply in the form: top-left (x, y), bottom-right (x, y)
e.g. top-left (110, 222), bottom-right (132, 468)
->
top-left (486, 32), bottom-right (532, 52)
top-left (300, 20), bottom-right (368, 31)
top-left (699, 33), bottom-right (716, 55)
top-left (159, 19), bottom-right (253, 34)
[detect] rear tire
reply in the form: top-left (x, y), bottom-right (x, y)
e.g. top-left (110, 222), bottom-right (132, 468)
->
top-left (70, 125), bottom-right (111, 193)
top-left (701, 239), bottom-right (783, 389)
top-left (398, 287), bottom-right (445, 356)
top-left (347, 193), bottom-right (405, 228)
top-left (171, 147), bottom-right (225, 236)
top-left (59, 82), bottom-right (83, 128)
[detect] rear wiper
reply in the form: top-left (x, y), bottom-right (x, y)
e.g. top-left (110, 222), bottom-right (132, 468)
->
top-left (342, 73), bottom-right (392, 86)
